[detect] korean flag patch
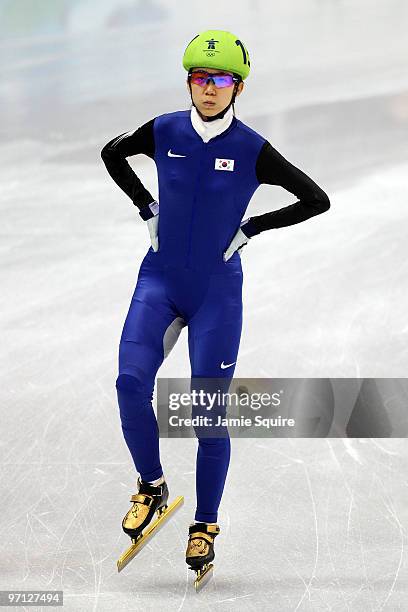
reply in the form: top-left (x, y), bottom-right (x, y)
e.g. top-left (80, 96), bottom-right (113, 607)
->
top-left (215, 158), bottom-right (235, 171)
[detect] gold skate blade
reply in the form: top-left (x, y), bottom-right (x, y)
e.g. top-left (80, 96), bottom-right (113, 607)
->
top-left (117, 495), bottom-right (184, 572)
top-left (194, 563), bottom-right (214, 592)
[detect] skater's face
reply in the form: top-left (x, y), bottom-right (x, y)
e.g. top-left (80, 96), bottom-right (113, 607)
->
top-left (187, 66), bottom-right (244, 120)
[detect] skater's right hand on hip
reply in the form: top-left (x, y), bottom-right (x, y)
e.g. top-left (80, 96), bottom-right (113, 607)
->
top-left (139, 200), bottom-right (159, 252)
top-left (147, 215), bottom-right (159, 252)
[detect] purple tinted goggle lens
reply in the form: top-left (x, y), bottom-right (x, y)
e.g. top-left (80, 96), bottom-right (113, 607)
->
top-left (188, 70), bottom-right (239, 88)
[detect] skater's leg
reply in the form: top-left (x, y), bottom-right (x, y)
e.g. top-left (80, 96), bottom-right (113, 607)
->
top-left (116, 370), bottom-right (162, 482)
top-left (116, 260), bottom-right (185, 482)
top-left (187, 272), bottom-right (243, 523)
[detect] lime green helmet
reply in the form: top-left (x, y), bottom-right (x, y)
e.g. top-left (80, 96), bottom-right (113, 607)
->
top-left (182, 29), bottom-right (251, 81)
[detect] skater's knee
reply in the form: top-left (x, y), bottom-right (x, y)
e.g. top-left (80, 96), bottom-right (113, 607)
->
top-left (196, 434), bottom-right (230, 450)
top-left (116, 372), bottom-right (154, 401)
top-left (116, 373), bottom-right (145, 394)
top-left (116, 373), bottom-right (154, 417)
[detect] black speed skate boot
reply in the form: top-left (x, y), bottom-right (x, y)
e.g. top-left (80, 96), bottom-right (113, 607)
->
top-left (122, 476), bottom-right (169, 540)
top-left (186, 522), bottom-right (220, 591)
top-left (117, 477), bottom-right (184, 572)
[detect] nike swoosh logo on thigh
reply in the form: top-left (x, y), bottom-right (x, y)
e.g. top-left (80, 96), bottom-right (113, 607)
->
top-left (220, 361), bottom-right (236, 369)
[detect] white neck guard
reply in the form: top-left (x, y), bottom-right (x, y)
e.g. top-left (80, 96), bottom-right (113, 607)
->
top-left (190, 105), bottom-right (234, 143)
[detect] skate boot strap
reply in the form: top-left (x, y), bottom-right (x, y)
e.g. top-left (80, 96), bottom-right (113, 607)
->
top-left (188, 523), bottom-right (220, 537)
top-left (137, 478), bottom-right (166, 497)
top-left (188, 531), bottom-right (217, 545)
top-left (129, 493), bottom-right (154, 507)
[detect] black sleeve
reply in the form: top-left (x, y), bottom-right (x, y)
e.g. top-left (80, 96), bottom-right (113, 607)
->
top-left (241, 140), bottom-right (330, 238)
top-left (100, 119), bottom-right (156, 211)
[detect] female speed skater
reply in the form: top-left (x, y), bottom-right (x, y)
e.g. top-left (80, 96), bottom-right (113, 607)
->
top-left (101, 29), bottom-right (330, 588)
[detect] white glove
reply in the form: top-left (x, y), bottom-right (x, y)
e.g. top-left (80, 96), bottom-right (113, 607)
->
top-left (147, 214), bottom-right (159, 252)
top-left (139, 200), bottom-right (159, 252)
top-left (223, 224), bottom-right (251, 262)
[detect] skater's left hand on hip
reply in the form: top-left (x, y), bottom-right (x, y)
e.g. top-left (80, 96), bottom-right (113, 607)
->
top-left (223, 221), bottom-right (252, 262)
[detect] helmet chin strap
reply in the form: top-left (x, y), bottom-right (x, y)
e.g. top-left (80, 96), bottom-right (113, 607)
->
top-left (188, 79), bottom-right (240, 122)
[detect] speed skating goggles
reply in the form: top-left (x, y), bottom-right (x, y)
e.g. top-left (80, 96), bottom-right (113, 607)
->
top-left (188, 70), bottom-right (241, 88)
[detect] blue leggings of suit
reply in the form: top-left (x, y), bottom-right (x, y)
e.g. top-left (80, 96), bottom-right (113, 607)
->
top-left (115, 246), bottom-right (243, 523)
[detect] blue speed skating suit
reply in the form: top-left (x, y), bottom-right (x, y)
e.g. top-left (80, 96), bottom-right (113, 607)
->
top-left (101, 105), bottom-right (330, 522)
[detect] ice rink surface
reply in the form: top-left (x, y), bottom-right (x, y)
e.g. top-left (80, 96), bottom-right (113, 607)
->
top-left (1, 1), bottom-right (408, 610)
